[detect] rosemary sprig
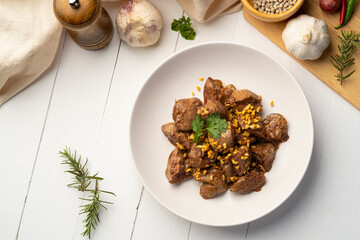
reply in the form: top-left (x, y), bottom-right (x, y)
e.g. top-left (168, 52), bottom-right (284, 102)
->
top-left (59, 147), bottom-right (115, 239)
top-left (59, 147), bottom-right (103, 192)
top-left (80, 180), bottom-right (115, 238)
top-left (330, 30), bottom-right (360, 85)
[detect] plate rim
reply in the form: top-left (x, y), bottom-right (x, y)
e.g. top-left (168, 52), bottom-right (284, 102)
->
top-left (129, 41), bottom-right (314, 226)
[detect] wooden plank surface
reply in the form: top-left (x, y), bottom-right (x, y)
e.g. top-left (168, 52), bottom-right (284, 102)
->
top-left (0, 32), bottom-right (65, 240)
top-left (244, 0), bottom-right (360, 110)
top-left (1, 1), bottom-right (360, 240)
top-left (17, 3), bottom-right (123, 238)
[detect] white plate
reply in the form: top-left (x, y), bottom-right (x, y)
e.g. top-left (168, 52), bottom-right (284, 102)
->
top-left (130, 42), bottom-right (313, 226)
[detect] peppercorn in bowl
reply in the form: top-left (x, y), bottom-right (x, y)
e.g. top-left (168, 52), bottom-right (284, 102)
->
top-left (242, 0), bottom-right (304, 22)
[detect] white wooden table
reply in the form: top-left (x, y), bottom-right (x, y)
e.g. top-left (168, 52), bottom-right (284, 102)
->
top-left (1, 1), bottom-right (360, 239)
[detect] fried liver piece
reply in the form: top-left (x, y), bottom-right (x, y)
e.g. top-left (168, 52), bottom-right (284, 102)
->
top-left (251, 143), bottom-right (276, 172)
top-left (220, 159), bottom-right (236, 183)
top-left (211, 126), bottom-right (235, 152)
top-left (161, 122), bottom-right (191, 150)
top-left (220, 84), bottom-right (236, 105)
top-left (186, 143), bottom-right (213, 168)
top-left (203, 77), bottom-right (223, 103)
top-left (200, 99), bottom-right (226, 119)
top-left (225, 89), bottom-right (261, 107)
top-left (198, 168), bottom-right (227, 199)
top-left (235, 131), bottom-right (256, 145)
top-left (237, 116), bottom-right (266, 139)
top-left (231, 146), bottom-right (251, 176)
top-left (165, 148), bottom-right (190, 184)
top-left (229, 171), bottom-right (265, 194)
top-left (248, 121), bottom-right (266, 139)
top-left (173, 98), bottom-right (203, 131)
top-left (263, 113), bottom-right (289, 141)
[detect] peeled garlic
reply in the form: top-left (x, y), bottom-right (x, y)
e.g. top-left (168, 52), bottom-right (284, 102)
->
top-left (116, 0), bottom-right (163, 47)
top-left (282, 15), bottom-right (330, 60)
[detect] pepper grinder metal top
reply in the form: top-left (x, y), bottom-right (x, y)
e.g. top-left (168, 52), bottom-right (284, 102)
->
top-left (53, 0), bottom-right (113, 50)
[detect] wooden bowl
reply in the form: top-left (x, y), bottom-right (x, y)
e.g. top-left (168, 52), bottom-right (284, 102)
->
top-left (242, 0), bottom-right (305, 22)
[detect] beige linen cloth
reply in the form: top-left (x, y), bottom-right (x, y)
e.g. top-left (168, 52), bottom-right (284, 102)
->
top-left (105, 0), bottom-right (243, 22)
top-left (176, 0), bottom-right (242, 23)
top-left (0, 0), bottom-right (63, 106)
top-left (0, 0), bottom-right (241, 106)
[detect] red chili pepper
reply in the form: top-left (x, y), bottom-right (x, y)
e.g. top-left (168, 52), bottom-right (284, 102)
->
top-left (336, 0), bottom-right (356, 28)
top-left (339, 0), bottom-right (347, 25)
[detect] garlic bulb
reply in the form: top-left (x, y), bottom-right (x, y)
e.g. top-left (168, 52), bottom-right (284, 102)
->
top-left (282, 15), bottom-right (330, 60)
top-left (116, 0), bottom-right (163, 47)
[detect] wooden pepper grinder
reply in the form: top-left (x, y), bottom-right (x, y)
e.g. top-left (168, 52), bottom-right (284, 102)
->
top-left (53, 0), bottom-right (113, 50)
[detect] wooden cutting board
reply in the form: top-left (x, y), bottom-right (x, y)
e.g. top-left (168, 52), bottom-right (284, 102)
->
top-left (243, 0), bottom-right (360, 110)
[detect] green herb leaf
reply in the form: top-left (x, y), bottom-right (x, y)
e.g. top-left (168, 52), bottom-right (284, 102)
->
top-left (171, 16), bottom-right (196, 40)
top-left (193, 131), bottom-right (204, 143)
top-left (192, 114), bottom-right (204, 132)
top-left (330, 30), bottom-right (360, 85)
top-left (206, 113), bottom-right (228, 139)
top-left (191, 113), bottom-right (228, 142)
top-left (60, 147), bottom-right (115, 239)
top-left (192, 114), bottom-right (204, 142)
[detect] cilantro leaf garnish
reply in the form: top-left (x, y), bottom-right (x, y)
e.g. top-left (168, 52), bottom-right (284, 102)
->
top-left (192, 114), bottom-right (204, 143)
top-left (191, 113), bottom-right (228, 143)
top-left (206, 113), bottom-right (228, 140)
top-left (171, 16), bottom-right (196, 40)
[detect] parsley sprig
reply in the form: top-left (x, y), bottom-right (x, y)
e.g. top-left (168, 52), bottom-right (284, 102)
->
top-left (192, 113), bottom-right (228, 142)
top-left (171, 16), bottom-right (196, 40)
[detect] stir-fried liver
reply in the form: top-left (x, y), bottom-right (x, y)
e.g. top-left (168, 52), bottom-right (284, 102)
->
top-left (162, 77), bottom-right (288, 199)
